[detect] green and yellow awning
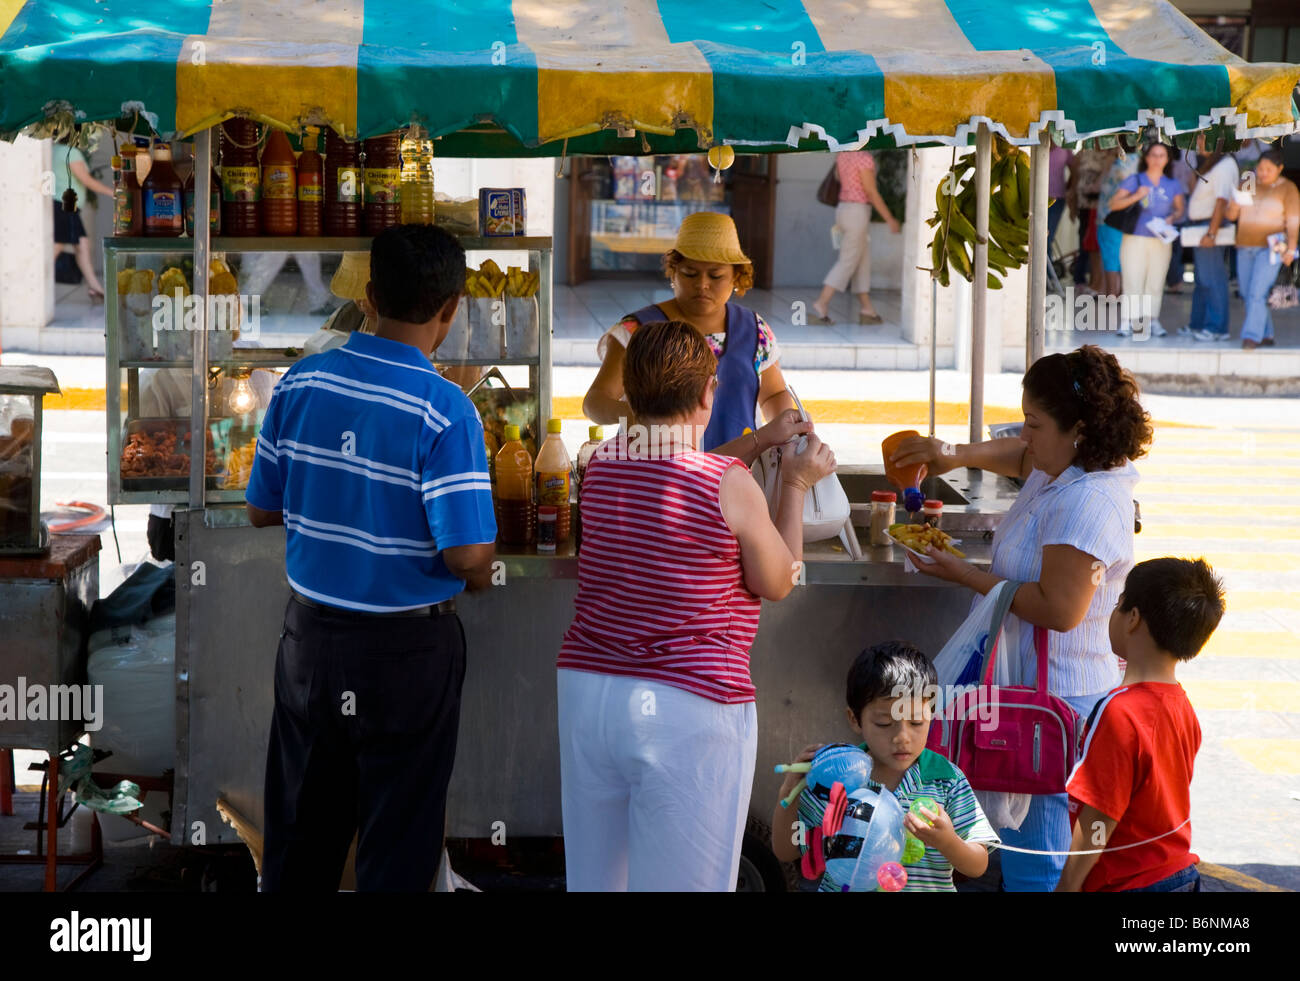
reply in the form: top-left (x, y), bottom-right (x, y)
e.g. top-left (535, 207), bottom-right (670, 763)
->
top-left (2, 0), bottom-right (1297, 152)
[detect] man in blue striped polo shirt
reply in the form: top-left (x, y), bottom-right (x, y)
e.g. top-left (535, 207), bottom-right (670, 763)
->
top-left (246, 224), bottom-right (496, 892)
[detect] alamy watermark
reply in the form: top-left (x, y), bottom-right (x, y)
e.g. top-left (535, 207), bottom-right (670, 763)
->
top-left (891, 682), bottom-right (998, 730)
top-left (151, 290), bottom-right (262, 345)
top-left (1045, 288), bottom-right (1155, 339)
top-left (0, 677), bottom-right (103, 731)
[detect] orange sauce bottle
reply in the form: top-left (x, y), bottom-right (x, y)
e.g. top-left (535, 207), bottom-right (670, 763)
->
top-left (881, 430), bottom-right (928, 514)
top-left (261, 127), bottom-right (298, 236)
top-left (297, 127), bottom-right (323, 237)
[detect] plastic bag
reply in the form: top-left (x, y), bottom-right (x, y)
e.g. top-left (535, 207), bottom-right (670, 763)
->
top-left (931, 580), bottom-right (1015, 705)
top-left (87, 613), bottom-right (176, 774)
top-left (749, 388), bottom-right (853, 545)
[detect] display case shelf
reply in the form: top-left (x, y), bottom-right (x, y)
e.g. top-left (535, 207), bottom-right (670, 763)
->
top-left (105, 238), bottom-right (553, 507)
top-left (105, 236), bottom-right (553, 252)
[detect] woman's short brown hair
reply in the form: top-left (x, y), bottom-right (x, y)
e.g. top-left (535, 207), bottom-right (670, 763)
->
top-left (623, 320), bottom-right (716, 420)
top-left (661, 250), bottom-right (754, 296)
top-left (1022, 345), bottom-right (1153, 472)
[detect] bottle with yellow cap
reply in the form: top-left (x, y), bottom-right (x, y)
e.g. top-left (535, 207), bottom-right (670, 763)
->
top-left (576, 425), bottom-right (603, 492)
top-left (535, 418), bottom-right (572, 544)
top-left (494, 423), bottom-right (534, 545)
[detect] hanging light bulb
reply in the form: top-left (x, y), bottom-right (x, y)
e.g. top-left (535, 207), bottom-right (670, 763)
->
top-left (227, 373), bottom-right (255, 415)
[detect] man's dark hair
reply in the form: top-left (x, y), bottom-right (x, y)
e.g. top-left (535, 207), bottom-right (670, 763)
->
top-left (369, 224), bottom-right (464, 324)
top-left (1119, 557), bottom-right (1225, 661)
top-left (846, 640), bottom-right (936, 719)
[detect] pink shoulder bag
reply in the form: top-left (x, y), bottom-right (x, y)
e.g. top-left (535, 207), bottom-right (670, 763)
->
top-left (926, 582), bottom-right (1083, 796)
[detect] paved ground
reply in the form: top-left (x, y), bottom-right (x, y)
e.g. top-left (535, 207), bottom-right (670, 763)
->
top-left (1, 350), bottom-right (1296, 891)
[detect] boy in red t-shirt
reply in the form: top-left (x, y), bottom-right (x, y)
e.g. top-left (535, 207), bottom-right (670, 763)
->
top-left (1057, 557), bottom-right (1225, 892)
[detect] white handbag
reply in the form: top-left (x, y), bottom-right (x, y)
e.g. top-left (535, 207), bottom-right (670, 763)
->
top-left (750, 389), bottom-right (860, 555)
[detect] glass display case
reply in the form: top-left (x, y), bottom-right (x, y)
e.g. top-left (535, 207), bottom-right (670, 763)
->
top-left (104, 237), bottom-right (553, 506)
top-left (0, 366), bottom-right (60, 554)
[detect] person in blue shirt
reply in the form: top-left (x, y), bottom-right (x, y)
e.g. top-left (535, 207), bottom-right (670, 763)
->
top-left (246, 224), bottom-right (496, 892)
top-left (1107, 143), bottom-right (1186, 338)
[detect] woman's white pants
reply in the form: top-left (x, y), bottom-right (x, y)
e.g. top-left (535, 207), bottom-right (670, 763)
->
top-left (557, 668), bottom-right (758, 891)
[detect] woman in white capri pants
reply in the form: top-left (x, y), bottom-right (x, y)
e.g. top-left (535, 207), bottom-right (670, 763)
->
top-left (556, 320), bottom-right (836, 891)
top-left (811, 150), bottom-right (900, 325)
top-left (1107, 143), bottom-right (1185, 338)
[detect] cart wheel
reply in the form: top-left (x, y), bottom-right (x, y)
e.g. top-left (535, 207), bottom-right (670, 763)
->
top-left (737, 823), bottom-right (786, 893)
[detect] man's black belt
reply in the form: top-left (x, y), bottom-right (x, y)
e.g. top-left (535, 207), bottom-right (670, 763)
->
top-left (291, 590), bottom-right (456, 619)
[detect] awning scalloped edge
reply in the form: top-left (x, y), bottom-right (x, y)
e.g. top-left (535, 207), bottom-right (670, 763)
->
top-left (757, 106), bottom-right (1299, 152)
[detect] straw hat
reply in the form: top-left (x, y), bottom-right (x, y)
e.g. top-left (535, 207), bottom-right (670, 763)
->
top-left (672, 212), bottom-right (751, 267)
top-left (330, 251), bottom-right (370, 301)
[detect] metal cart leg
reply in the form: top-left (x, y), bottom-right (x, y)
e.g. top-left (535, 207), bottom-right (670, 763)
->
top-left (0, 749), bottom-right (12, 816)
top-left (45, 753), bottom-right (58, 891)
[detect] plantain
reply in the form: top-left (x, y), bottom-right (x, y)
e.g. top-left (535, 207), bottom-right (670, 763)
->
top-left (931, 231), bottom-right (948, 282)
top-left (1015, 151), bottom-right (1031, 214)
top-left (947, 234), bottom-right (974, 281)
top-left (987, 273), bottom-right (1003, 289)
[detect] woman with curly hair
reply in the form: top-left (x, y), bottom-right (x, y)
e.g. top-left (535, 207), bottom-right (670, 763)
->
top-left (887, 345), bottom-right (1153, 891)
top-left (582, 212), bottom-right (809, 461)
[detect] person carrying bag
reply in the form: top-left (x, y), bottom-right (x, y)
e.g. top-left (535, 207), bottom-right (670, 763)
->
top-left (928, 581), bottom-right (1081, 800)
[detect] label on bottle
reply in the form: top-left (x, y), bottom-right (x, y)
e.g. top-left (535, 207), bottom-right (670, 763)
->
top-left (210, 187), bottom-right (221, 230)
top-left (536, 471), bottom-right (570, 507)
top-left (222, 165), bottom-right (260, 203)
top-left (363, 167), bottom-right (401, 204)
top-left (143, 190), bottom-right (182, 230)
top-left (335, 166), bottom-right (360, 203)
top-left (298, 177), bottom-right (323, 203)
top-left (114, 188), bottom-right (134, 235)
top-left (262, 165), bottom-right (296, 200)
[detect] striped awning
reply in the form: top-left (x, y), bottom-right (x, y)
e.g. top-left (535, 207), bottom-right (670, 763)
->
top-left (2, 0), bottom-right (1297, 152)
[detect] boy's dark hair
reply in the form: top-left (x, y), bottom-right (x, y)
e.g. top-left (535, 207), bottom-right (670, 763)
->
top-left (1119, 557), bottom-right (1225, 661)
top-left (369, 224), bottom-right (464, 324)
top-left (846, 641), bottom-right (937, 719)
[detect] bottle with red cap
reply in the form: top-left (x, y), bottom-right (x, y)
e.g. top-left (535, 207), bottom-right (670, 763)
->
top-left (921, 499), bottom-right (943, 530)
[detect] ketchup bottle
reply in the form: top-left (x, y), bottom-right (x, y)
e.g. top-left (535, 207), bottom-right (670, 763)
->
top-left (261, 127), bottom-right (298, 236)
top-left (220, 118), bottom-right (261, 236)
top-left (363, 133), bottom-right (401, 237)
top-left (323, 128), bottom-right (361, 236)
top-left (297, 126), bottom-right (323, 237)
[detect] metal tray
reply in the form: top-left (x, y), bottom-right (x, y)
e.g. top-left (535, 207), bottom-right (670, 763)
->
top-left (119, 417), bottom-right (229, 489)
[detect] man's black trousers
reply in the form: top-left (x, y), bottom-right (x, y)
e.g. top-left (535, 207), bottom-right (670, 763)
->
top-left (261, 597), bottom-right (466, 892)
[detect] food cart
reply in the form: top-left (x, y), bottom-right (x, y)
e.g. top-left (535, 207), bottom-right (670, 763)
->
top-left (2, 1), bottom-right (1297, 890)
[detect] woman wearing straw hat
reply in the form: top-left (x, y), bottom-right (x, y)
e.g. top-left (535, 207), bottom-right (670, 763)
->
top-left (583, 212), bottom-right (809, 460)
top-left (321, 251), bottom-right (377, 335)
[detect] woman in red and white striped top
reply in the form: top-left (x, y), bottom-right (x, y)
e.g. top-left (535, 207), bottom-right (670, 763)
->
top-left (557, 320), bottom-right (836, 892)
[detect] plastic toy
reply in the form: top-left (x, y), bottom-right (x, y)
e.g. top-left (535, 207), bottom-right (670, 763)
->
top-left (876, 861), bottom-right (908, 892)
top-left (775, 742), bottom-right (873, 808)
top-left (902, 795), bottom-right (939, 864)
top-left (823, 785), bottom-right (907, 892)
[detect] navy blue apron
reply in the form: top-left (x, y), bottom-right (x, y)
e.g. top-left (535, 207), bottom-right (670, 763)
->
top-left (629, 302), bottom-right (760, 451)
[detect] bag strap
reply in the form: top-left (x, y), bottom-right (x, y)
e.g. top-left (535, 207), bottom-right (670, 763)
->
top-left (1033, 625), bottom-right (1050, 696)
top-left (978, 580), bottom-right (1024, 687)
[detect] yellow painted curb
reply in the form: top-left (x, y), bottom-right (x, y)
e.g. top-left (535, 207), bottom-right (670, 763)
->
top-left (44, 388), bottom-right (113, 412)
top-left (1198, 862), bottom-right (1290, 892)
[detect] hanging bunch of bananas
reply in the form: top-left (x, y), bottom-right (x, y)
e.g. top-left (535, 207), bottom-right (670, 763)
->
top-left (928, 136), bottom-right (1032, 289)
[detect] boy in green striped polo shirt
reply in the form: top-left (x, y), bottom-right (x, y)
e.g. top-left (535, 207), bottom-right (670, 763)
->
top-left (772, 641), bottom-right (999, 892)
